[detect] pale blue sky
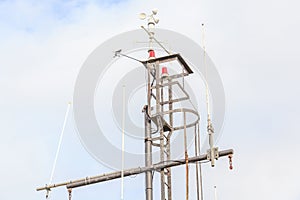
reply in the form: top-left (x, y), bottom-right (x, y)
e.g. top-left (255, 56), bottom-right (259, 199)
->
top-left (0, 0), bottom-right (300, 200)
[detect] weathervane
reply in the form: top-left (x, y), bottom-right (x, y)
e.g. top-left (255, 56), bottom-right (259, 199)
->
top-left (139, 9), bottom-right (159, 50)
top-left (139, 9), bottom-right (159, 29)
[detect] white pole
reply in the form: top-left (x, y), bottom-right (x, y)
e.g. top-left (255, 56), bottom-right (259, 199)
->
top-left (121, 85), bottom-right (126, 200)
top-left (214, 186), bottom-right (218, 200)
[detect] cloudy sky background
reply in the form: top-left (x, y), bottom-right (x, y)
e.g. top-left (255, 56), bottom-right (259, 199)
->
top-left (0, 0), bottom-right (300, 200)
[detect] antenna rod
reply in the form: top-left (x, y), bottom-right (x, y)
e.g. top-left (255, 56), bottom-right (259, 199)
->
top-left (114, 50), bottom-right (143, 63)
top-left (202, 23), bottom-right (216, 167)
top-left (49, 102), bottom-right (71, 184)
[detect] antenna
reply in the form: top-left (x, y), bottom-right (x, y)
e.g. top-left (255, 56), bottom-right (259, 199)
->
top-left (49, 102), bottom-right (71, 184)
top-left (202, 23), bottom-right (218, 167)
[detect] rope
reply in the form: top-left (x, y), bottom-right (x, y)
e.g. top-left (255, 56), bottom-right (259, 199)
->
top-left (121, 85), bottom-right (126, 200)
top-left (47, 102), bottom-right (71, 199)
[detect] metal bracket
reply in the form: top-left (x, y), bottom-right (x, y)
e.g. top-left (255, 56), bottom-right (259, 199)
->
top-left (207, 147), bottom-right (219, 161)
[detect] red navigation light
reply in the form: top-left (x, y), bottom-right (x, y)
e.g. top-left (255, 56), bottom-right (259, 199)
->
top-left (161, 66), bottom-right (169, 78)
top-left (148, 49), bottom-right (155, 59)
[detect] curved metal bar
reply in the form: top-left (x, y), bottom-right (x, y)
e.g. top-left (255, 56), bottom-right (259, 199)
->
top-left (161, 108), bottom-right (200, 131)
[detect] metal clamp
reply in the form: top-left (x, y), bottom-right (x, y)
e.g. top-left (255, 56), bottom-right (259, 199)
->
top-left (207, 147), bottom-right (219, 161)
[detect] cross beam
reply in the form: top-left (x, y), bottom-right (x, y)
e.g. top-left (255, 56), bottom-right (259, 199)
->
top-left (36, 149), bottom-right (233, 191)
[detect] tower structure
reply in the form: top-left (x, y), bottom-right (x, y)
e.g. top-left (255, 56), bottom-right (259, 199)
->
top-left (36, 10), bottom-right (234, 200)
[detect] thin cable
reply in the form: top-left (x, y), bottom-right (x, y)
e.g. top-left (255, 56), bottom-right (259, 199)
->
top-left (49, 102), bottom-right (71, 185)
top-left (194, 125), bottom-right (200, 200)
top-left (121, 85), bottom-right (126, 200)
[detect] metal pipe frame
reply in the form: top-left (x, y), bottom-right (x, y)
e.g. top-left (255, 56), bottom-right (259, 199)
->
top-left (145, 63), bottom-right (153, 200)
